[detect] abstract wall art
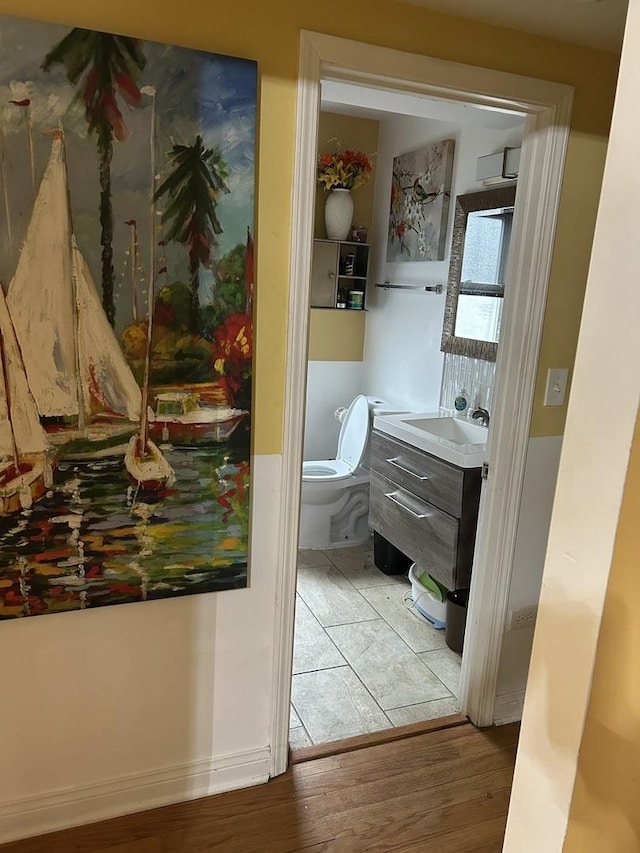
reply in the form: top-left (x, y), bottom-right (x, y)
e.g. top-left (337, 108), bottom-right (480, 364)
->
top-left (0, 15), bottom-right (256, 619)
top-left (387, 138), bottom-right (455, 262)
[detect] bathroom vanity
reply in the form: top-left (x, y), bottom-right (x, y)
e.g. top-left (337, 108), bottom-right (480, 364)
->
top-left (369, 426), bottom-right (483, 591)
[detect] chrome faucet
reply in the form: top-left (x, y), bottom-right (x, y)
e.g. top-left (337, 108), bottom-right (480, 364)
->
top-left (471, 407), bottom-right (490, 427)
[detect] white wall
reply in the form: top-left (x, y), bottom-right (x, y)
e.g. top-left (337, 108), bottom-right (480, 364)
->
top-left (494, 435), bottom-right (563, 720)
top-left (303, 360), bottom-right (364, 460)
top-left (0, 454), bottom-right (281, 843)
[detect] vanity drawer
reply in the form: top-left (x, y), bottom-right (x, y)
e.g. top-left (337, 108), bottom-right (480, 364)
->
top-left (369, 470), bottom-right (458, 589)
top-left (371, 430), bottom-right (464, 518)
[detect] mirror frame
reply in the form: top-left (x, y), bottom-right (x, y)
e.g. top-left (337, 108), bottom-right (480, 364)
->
top-left (441, 184), bottom-right (517, 362)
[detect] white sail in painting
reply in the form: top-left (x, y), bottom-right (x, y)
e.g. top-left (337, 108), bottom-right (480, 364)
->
top-left (73, 242), bottom-right (141, 421)
top-left (7, 133), bottom-right (141, 423)
top-left (0, 286), bottom-right (48, 460)
top-left (6, 134), bottom-right (76, 418)
top-left (0, 284), bottom-right (51, 514)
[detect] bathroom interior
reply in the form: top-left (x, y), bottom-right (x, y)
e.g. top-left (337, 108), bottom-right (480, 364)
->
top-left (289, 79), bottom-right (525, 750)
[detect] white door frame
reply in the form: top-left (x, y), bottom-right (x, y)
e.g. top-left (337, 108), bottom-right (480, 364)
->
top-left (270, 30), bottom-right (573, 777)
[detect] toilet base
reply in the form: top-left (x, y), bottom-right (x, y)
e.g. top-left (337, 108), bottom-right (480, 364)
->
top-left (299, 483), bottom-right (370, 550)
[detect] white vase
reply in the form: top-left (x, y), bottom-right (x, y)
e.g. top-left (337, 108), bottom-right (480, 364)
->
top-left (324, 188), bottom-right (354, 241)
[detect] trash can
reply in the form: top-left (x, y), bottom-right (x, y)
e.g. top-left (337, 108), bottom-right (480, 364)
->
top-left (373, 531), bottom-right (412, 576)
top-left (408, 563), bottom-right (447, 629)
top-left (445, 588), bottom-right (469, 654)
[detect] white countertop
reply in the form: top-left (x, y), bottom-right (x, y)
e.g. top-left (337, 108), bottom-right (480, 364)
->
top-left (373, 411), bottom-right (487, 469)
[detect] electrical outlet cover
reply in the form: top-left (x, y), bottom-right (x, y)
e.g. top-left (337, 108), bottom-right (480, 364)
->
top-left (509, 605), bottom-right (538, 630)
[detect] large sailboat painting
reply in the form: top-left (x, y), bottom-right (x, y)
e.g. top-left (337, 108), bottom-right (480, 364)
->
top-left (0, 16), bottom-right (256, 619)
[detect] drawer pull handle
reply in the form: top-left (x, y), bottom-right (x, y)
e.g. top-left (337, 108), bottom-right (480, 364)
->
top-left (385, 491), bottom-right (431, 520)
top-left (387, 457), bottom-right (429, 481)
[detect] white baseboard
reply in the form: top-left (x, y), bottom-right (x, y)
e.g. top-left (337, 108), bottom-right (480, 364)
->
top-left (0, 746), bottom-right (271, 845)
top-left (494, 690), bottom-right (526, 725)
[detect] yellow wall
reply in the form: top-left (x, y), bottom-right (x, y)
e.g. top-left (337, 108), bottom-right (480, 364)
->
top-left (529, 129), bottom-right (612, 436)
top-left (563, 410), bottom-right (640, 852)
top-left (308, 308), bottom-right (366, 361)
top-left (314, 111), bottom-right (379, 240)
top-left (0, 0), bottom-right (619, 454)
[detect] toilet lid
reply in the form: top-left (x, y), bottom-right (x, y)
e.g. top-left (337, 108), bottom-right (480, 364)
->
top-left (336, 395), bottom-right (370, 471)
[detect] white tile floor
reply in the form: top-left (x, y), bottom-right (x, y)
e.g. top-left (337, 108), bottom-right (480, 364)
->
top-left (289, 538), bottom-right (462, 748)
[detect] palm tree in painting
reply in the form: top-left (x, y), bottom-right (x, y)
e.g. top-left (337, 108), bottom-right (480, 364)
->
top-left (42, 30), bottom-right (146, 328)
top-left (154, 136), bottom-right (230, 334)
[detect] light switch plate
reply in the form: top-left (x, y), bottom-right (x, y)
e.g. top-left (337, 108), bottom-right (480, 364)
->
top-left (544, 368), bottom-right (569, 406)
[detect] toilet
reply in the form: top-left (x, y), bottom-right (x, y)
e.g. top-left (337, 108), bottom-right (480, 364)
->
top-left (299, 395), bottom-right (405, 550)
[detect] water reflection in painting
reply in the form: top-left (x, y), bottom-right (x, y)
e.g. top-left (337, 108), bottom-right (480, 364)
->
top-left (0, 443), bottom-right (249, 619)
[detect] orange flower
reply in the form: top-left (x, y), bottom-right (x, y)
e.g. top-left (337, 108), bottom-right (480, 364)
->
top-left (317, 144), bottom-right (374, 191)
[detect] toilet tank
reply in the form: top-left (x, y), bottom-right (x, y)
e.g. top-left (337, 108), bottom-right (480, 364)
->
top-left (362, 397), bottom-right (409, 468)
top-left (366, 397), bottom-right (408, 417)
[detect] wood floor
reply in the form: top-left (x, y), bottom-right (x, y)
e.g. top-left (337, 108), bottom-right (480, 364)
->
top-left (0, 720), bottom-right (519, 853)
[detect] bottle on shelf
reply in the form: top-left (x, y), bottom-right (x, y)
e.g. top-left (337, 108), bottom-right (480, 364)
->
top-left (454, 387), bottom-right (469, 418)
top-left (344, 253), bottom-right (355, 276)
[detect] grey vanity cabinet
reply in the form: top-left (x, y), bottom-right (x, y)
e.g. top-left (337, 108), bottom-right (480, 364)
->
top-left (369, 430), bottom-right (482, 590)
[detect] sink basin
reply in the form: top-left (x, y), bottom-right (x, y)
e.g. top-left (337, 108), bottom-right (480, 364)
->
top-left (373, 412), bottom-right (487, 468)
top-left (403, 416), bottom-right (487, 445)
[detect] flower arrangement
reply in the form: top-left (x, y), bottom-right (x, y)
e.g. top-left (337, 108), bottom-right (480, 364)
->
top-left (317, 146), bottom-right (373, 191)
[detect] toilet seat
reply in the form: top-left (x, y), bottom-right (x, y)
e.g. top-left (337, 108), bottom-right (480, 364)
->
top-left (302, 460), bottom-right (353, 482)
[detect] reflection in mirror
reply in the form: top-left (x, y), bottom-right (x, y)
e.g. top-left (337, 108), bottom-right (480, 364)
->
top-left (441, 185), bottom-right (516, 361)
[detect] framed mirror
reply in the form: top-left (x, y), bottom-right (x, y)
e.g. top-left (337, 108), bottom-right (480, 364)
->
top-left (441, 185), bottom-right (516, 361)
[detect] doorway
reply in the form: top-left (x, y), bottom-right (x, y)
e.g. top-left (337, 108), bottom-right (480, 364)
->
top-left (290, 85), bottom-right (525, 749)
top-left (270, 31), bottom-right (573, 777)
